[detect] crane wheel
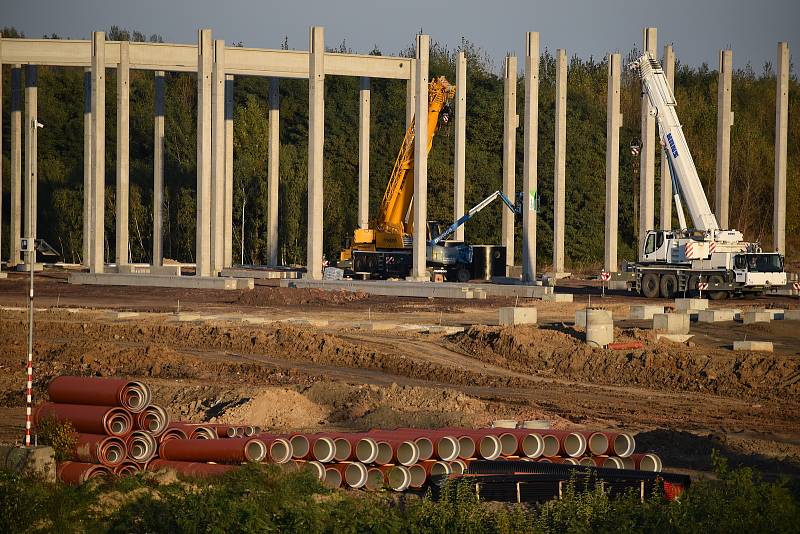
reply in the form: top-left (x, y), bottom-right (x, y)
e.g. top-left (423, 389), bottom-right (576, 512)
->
top-left (641, 273), bottom-right (660, 299)
top-left (659, 274), bottom-right (678, 298)
top-left (708, 274), bottom-right (728, 300)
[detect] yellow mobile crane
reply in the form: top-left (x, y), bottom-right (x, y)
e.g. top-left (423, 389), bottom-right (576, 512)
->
top-left (340, 76), bottom-right (456, 271)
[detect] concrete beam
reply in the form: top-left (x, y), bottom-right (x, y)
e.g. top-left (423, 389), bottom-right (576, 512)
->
top-left (83, 69), bottom-right (92, 268)
top-left (224, 74), bottom-right (234, 268)
top-left (453, 52), bottom-right (467, 242)
top-left (9, 66), bottom-right (22, 267)
top-left (115, 41), bottom-right (130, 266)
top-left (410, 34), bottom-right (429, 281)
top-left (522, 33), bottom-right (539, 283)
top-left (268, 78), bottom-right (280, 267)
top-left (153, 71), bottom-right (165, 267)
top-left (358, 77), bottom-right (370, 230)
top-left (90, 32), bottom-right (105, 273)
top-left (774, 42), bottom-right (789, 254)
top-left (0, 39), bottom-right (414, 80)
top-left (640, 27), bottom-right (657, 251)
top-left (604, 53), bottom-right (622, 273)
top-left (211, 39), bottom-right (225, 273)
top-left (24, 65), bottom-right (38, 243)
top-left (553, 49), bottom-right (567, 274)
top-left (715, 49), bottom-right (733, 229)
top-left (502, 55), bottom-right (518, 272)
top-left (305, 26), bottom-right (325, 280)
top-left (659, 45), bottom-right (675, 229)
top-left (196, 29), bottom-right (213, 277)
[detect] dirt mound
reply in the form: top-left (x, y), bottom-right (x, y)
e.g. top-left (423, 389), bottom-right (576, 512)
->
top-left (237, 287), bottom-right (370, 307)
top-left (452, 325), bottom-right (800, 400)
top-left (218, 388), bottom-right (329, 429)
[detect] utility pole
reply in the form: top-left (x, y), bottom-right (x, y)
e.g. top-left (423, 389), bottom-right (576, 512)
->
top-left (24, 118), bottom-right (43, 447)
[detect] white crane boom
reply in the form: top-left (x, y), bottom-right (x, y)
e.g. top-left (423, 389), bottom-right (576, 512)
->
top-left (632, 54), bottom-right (720, 232)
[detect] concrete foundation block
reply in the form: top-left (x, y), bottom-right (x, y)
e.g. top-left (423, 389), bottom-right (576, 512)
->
top-left (285, 318), bottom-right (329, 327)
top-left (107, 311), bottom-right (140, 320)
top-left (697, 309), bottom-right (737, 323)
top-left (743, 311), bottom-right (771, 324)
top-left (150, 265), bottom-right (182, 276)
top-left (675, 298), bottom-right (708, 312)
top-left (733, 340), bottom-right (773, 352)
top-left (174, 313), bottom-right (203, 322)
top-left (0, 273), bottom-right (8, 279)
top-left (15, 263), bottom-right (44, 272)
top-left (541, 293), bottom-right (573, 302)
top-left (354, 322), bottom-right (396, 331)
top-left (784, 310), bottom-right (800, 321)
top-left (765, 309), bottom-right (785, 320)
top-left (117, 264), bottom-right (151, 274)
top-left (575, 308), bottom-right (612, 328)
top-left (584, 308), bottom-right (614, 347)
top-left (499, 307), bottom-right (537, 326)
top-left (656, 333), bottom-right (694, 343)
top-left (0, 445), bottom-right (56, 482)
top-left (69, 272), bottom-right (249, 290)
top-left (629, 305), bottom-right (664, 320)
top-left (653, 313), bottom-right (690, 334)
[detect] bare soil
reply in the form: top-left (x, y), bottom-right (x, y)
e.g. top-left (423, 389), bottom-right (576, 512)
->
top-left (1, 272), bottom-right (799, 481)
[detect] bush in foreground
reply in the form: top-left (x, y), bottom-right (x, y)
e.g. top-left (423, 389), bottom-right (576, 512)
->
top-left (1, 454), bottom-right (798, 533)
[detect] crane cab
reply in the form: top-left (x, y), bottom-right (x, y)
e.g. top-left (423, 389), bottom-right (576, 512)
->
top-left (640, 230), bottom-right (671, 264)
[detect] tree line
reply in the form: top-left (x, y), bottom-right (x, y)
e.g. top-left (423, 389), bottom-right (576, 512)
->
top-left (1, 27), bottom-right (797, 269)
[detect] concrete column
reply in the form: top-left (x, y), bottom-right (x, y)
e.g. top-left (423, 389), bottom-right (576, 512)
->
top-left (90, 32), bottom-right (105, 273)
top-left (410, 34), bottom-right (429, 281)
top-left (211, 39), bottom-right (225, 272)
top-left (268, 78), bottom-right (280, 267)
top-left (502, 55), bottom-right (518, 271)
top-left (115, 41), bottom-right (130, 266)
top-left (521, 32), bottom-right (539, 283)
top-left (224, 74), bottom-right (234, 268)
top-left (453, 52), bottom-right (467, 242)
top-left (552, 49), bottom-right (567, 275)
top-left (405, 60), bottom-right (416, 133)
top-left (358, 77), bottom-right (370, 230)
top-left (9, 67), bottom-right (22, 267)
top-left (83, 69), bottom-right (92, 268)
top-left (715, 49), bottom-right (733, 229)
top-left (774, 42), bottom-right (789, 254)
top-left (639, 27), bottom-right (657, 251)
top-left (659, 45), bottom-right (675, 229)
top-left (305, 26), bottom-right (325, 280)
top-left (153, 71), bottom-right (165, 267)
top-left (24, 65), bottom-right (38, 242)
top-left (604, 53), bottom-right (622, 273)
top-left (196, 28), bottom-right (213, 277)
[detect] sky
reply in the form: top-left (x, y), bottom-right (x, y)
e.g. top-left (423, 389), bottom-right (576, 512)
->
top-left (2, 0), bottom-right (798, 72)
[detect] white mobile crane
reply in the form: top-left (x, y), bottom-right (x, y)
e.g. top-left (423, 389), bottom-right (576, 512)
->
top-left (618, 53), bottom-right (787, 300)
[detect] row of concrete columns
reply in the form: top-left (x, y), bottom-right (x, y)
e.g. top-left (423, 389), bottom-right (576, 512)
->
top-left (0, 30), bottom-right (791, 279)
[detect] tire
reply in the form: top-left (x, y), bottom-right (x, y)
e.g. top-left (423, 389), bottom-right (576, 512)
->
top-left (708, 274), bottom-right (728, 300)
top-left (687, 275), bottom-right (701, 297)
top-left (641, 273), bottom-right (661, 298)
top-left (454, 266), bottom-right (471, 283)
top-left (660, 274), bottom-right (678, 298)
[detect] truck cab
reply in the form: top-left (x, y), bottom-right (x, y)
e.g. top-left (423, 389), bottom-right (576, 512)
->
top-left (733, 253), bottom-right (786, 288)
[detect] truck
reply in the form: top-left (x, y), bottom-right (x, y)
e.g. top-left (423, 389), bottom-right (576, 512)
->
top-left (339, 76), bottom-right (518, 282)
top-left (615, 53), bottom-right (788, 299)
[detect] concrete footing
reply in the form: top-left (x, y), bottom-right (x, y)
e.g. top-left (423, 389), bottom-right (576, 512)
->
top-left (743, 311), bottom-right (771, 324)
top-left (653, 313), bottom-right (690, 334)
top-left (697, 309), bottom-right (737, 323)
top-left (629, 305), bottom-right (664, 320)
top-left (764, 309), bottom-right (785, 320)
top-left (733, 340), bottom-right (773, 352)
top-left (106, 311), bottom-right (140, 320)
top-left (575, 308), bottom-right (612, 328)
top-left (541, 293), bottom-right (574, 302)
top-left (584, 308), bottom-right (614, 347)
top-left (69, 272), bottom-right (253, 290)
top-left (0, 445), bottom-right (55, 482)
top-left (784, 310), bottom-right (800, 321)
top-left (222, 267), bottom-right (301, 279)
top-left (499, 307), bottom-right (537, 326)
top-left (675, 298), bottom-right (708, 312)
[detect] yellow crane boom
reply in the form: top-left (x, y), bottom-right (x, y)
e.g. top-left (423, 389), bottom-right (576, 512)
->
top-left (342, 76), bottom-right (455, 260)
